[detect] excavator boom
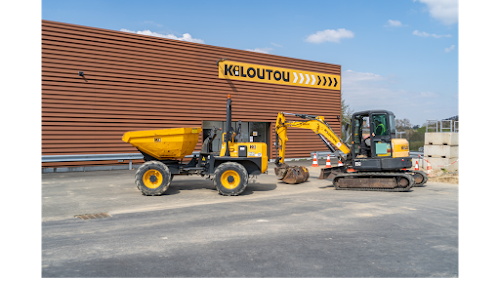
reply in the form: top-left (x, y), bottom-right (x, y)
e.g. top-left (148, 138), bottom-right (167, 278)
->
top-left (275, 112), bottom-right (350, 162)
top-left (274, 112), bottom-right (349, 184)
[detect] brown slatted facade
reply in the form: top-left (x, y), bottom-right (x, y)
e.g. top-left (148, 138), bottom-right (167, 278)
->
top-left (42, 20), bottom-right (342, 168)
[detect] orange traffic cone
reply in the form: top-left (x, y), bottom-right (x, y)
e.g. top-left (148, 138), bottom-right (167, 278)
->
top-left (338, 159), bottom-right (344, 167)
top-left (312, 153), bottom-right (319, 167)
top-left (415, 160), bottom-right (419, 171)
top-left (426, 160), bottom-right (432, 175)
top-left (325, 154), bottom-right (332, 168)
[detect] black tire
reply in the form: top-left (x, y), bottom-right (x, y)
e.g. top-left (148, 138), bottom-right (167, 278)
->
top-left (213, 162), bottom-right (248, 196)
top-left (135, 161), bottom-right (172, 196)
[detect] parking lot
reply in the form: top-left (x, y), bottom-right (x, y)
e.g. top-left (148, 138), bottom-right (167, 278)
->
top-left (42, 161), bottom-right (458, 277)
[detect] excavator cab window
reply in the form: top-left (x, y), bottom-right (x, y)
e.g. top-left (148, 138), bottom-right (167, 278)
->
top-left (388, 114), bottom-right (396, 137)
top-left (353, 115), bottom-right (371, 158)
top-left (372, 114), bottom-right (388, 136)
top-left (370, 113), bottom-right (392, 157)
top-left (352, 113), bottom-right (393, 158)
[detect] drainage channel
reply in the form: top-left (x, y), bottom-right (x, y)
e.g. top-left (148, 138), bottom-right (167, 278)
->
top-left (74, 213), bottom-right (112, 220)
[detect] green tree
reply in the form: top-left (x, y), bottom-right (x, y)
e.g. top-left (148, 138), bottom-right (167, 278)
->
top-left (395, 118), bottom-right (412, 131)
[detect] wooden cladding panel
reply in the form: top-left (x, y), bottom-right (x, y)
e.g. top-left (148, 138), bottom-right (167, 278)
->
top-left (42, 20), bottom-right (342, 167)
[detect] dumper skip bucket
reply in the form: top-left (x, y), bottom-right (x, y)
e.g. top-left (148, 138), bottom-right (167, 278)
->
top-left (122, 127), bottom-right (201, 160)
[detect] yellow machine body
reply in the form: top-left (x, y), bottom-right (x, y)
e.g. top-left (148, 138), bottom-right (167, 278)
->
top-left (391, 138), bottom-right (410, 158)
top-left (122, 127), bottom-right (201, 160)
top-left (220, 132), bottom-right (268, 174)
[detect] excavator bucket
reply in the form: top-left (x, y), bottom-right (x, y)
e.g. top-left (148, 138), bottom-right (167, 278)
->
top-left (274, 163), bottom-right (309, 184)
top-left (318, 167), bottom-right (336, 180)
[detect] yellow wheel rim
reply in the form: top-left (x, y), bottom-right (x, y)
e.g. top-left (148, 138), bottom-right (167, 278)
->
top-left (143, 169), bottom-right (163, 189)
top-left (220, 170), bottom-right (241, 190)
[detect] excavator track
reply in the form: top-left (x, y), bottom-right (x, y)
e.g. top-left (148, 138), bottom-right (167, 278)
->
top-left (333, 172), bottom-right (414, 192)
top-left (405, 170), bottom-right (428, 187)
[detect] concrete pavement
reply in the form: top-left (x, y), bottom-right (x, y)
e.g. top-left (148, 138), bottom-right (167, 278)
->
top-left (42, 161), bottom-right (458, 277)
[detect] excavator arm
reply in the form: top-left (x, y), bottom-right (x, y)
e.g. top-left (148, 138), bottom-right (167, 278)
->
top-left (275, 112), bottom-right (350, 162)
top-left (274, 112), bottom-right (350, 184)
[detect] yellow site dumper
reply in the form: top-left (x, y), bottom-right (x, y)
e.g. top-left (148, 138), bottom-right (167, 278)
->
top-left (122, 95), bottom-right (268, 196)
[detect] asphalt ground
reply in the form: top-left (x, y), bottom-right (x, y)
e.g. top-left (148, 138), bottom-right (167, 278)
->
top-left (42, 160), bottom-right (458, 277)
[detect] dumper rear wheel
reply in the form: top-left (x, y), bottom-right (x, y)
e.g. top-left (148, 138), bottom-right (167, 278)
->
top-left (135, 161), bottom-right (172, 196)
top-left (214, 162), bottom-right (248, 196)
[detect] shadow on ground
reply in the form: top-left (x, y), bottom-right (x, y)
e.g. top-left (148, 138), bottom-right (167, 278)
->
top-left (163, 177), bottom-right (278, 196)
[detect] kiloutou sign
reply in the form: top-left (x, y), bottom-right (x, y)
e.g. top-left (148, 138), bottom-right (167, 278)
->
top-left (218, 60), bottom-right (340, 90)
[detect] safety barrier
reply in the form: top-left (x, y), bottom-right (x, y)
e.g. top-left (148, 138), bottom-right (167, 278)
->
top-left (42, 152), bottom-right (201, 173)
top-left (413, 153), bottom-right (459, 174)
top-left (313, 151), bottom-right (420, 159)
top-left (428, 158), bottom-right (459, 168)
top-left (311, 151), bottom-right (346, 159)
top-left (311, 151), bottom-right (457, 171)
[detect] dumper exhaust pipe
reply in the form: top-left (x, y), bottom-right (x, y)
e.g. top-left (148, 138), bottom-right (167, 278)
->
top-left (225, 94), bottom-right (232, 156)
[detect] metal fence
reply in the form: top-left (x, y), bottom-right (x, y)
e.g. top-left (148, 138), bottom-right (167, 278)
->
top-left (311, 151), bottom-right (346, 159)
top-left (42, 150), bottom-right (425, 173)
top-left (42, 152), bottom-right (200, 173)
top-left (312, 151), bottom-right (422, 159)
top-left (426, 120), bottom-right (459, 133)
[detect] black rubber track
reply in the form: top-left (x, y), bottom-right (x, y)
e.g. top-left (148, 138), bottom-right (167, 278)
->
top-left (409, 170), bottom-right (428, 187)
top-left (333, 172), bottom-right (415, 192)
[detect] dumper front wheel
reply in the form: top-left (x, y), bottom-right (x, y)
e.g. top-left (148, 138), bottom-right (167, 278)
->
top-left (135, 161), bottom-right (172, 196)
top-left (214, 162), bottom-right (248, 196)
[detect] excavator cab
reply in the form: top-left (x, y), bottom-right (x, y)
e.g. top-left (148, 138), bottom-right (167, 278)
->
top-left (350, 110), bottom-right (411, 171)
top-left (353, 111), bottom-right (394, 159)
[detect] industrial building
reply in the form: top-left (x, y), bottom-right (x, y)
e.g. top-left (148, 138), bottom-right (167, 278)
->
top-left (42, 20), bottom-right (342, 171)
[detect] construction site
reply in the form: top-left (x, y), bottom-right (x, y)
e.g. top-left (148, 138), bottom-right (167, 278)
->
top-left (41, 20), bottom-right (458, 278)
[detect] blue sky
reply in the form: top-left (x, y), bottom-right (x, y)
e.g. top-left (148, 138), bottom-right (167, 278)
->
top-left (42, 0), bottom-right (459, 126)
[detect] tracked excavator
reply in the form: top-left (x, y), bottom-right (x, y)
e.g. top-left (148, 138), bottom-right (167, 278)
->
top-left (274, 111), bottom-right (428, 191)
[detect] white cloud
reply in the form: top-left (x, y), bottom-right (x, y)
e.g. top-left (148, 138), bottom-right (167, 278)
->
top-left (343, 70), bottom-right (384, 83)
top-left (420, 91), bottom-right (438, 97)
top-left (386, 19), bottom-right (403, 27)
top-left (343, 70), bottom-right (404, 113)
top-left (245, 47), bottom-right (273, 54)
top-left (120, 28), bottom-right (204, 43)
top-left (342, 70), bottom-right (454, 126)
top-left (305, 28), bottom-right (354, 43)
top-left (144, 21), bottom-right (163, 27)
top-left (271, 42), bottom-right (282, 48)
top-left (412, 30), bottom-right (452, 38)
top-left (414, 0), bottom-right (458, 25)
top-left (445, 45), bottom-right (456, 52)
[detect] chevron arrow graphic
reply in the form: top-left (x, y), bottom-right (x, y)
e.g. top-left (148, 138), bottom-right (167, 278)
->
top-left (305, 74), bottom-right (310, 84)
top-left (299, 73), bottom-right (304, 84)
top-left (311, 75), bottom-right (316, 85)
top-left (334, 78), bottom-right (337, 87)
top-left (293, 72), bottom-right (298, 83)
top-left (317, 76), bottom-right (321, 85)
top-left (328, 77), bottom-right (332, 86)
top-left (323, 76), bottom-right (326, 86)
